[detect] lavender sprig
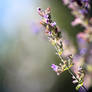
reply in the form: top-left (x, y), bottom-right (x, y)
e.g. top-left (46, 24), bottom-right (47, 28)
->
top-left (62, 0), bottom-right (92, 43)
top-left (37, 7), bottom-right (87, 91)
top-left (62, 0), bottom-right (92, 89)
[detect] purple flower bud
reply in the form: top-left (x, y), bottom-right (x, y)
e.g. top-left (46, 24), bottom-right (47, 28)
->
top-left (44, 14), bottom-right (49, 19)
top-left (37, 7), bottom-right (41, 11)
top-left (51, 64), bottom-right (58, 72)
top-left (51, 22), bottom-right (56, 26)
top-left (80, 9), bottom-right (88, 14)
top-left (78, 67), bottom-right (82, 71)
top-left (46, 19), bottom-right (49, 24)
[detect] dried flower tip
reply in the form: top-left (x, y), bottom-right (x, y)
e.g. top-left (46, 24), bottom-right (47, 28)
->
top-left (37, 7), bottom-right (41, 11)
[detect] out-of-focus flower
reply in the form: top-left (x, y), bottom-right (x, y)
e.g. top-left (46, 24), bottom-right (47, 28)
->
top-left (30, 22), bottom-right (42, 34)
top-left (71, 18), bottom-right (82, 26)
top-left (62, 0), bottom-right (92, 90)
top-left (79, 86), bottom-right (87, 92)
top-left (63, 0), bottom-right (91, 28)
top-left (63, 0), bottom-right (69, 5)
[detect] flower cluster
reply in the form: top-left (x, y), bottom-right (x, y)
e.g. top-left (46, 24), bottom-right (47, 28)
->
top-left (51, 55), bottom-right (73, 75)
top-left (62, 0), bottom-right (92, 89)
top-left (63, 0), bottom-right (92, 43)
top-left (63, 0), bottom-right (90, 16)
top-left (37, 7), bottom-right (86, 91)
top-left (37, 7), bottom-right (63, 56)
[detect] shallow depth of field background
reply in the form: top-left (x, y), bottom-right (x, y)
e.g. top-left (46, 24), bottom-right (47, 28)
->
top-left (0, 0), bottom-right (91, 92)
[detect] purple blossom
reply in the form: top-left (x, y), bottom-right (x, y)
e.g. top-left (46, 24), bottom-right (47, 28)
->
top-left (51, 64), bottom-right (58, 72)
top-left (37, 7), bottom-right (41, 12)
top-left (80, 9), bottom-right (88, 14)
top-left (45, 19), bottom-right (49, 24)
top-left (51, 22), bottom-right (56, 27)
top-left (79, 48), bottom-right (87, 55)
top-left (77, 38), bottom-right (85, 43)
top-left (44, 14), bottom-right (49, 19)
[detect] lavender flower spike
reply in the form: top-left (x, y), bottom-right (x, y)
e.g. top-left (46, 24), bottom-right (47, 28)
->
top-left (37, 8), bottom-right (87, 91)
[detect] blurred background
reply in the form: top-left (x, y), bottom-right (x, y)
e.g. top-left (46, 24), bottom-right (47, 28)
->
top-left (0, 0), bottom-right (91, 92)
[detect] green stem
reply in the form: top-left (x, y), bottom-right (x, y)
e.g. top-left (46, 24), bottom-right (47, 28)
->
top-left (55, 43), bottom-right (88, 92)
top-left (68, 68), bottom-right (88, 92)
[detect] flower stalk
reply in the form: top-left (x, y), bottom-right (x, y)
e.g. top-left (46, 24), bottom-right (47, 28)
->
top-left (37, 7), bottom-right (87, 91)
